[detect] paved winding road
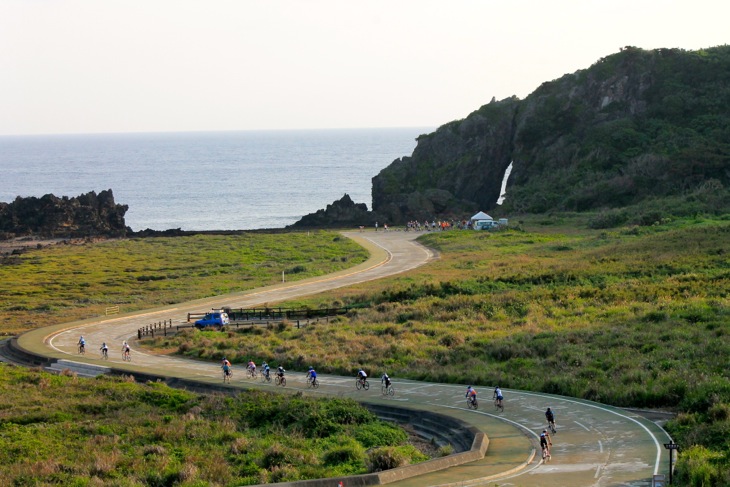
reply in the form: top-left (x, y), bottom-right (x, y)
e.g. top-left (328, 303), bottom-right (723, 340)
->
top-left (19, 230), bottom-right (672, 486)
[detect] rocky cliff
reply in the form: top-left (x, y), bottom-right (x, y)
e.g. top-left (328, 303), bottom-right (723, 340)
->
top-left (295, 45), bottom-right (730, 227)
top-left (0, 189), bottom-right (130, 239)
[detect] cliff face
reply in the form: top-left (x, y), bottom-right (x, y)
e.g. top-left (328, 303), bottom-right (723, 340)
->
top-left (372, 98), bottom-right (518, 222)
top-left (368, 46), bottom-right (730, 222)
top-left (0, 189), bottom-right (129, 239)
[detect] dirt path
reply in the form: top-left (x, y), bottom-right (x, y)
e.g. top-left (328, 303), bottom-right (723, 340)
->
top-left (18, 230), bottom-right (672, 486)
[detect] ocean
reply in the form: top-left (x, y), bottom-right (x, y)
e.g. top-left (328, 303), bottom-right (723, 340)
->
top-left (0, 128), bottom-right (430, 231)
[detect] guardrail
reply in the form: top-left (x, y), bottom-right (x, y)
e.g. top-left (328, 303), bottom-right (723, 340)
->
top-left (137, 319), bottom-right (175, 339)
top-left (187, 306), bottom-right (354, 322)
top-left (138, 315), bottom-right (339, 339)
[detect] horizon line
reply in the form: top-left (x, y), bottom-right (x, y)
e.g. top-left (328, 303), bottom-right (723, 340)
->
top-left (0, 125), bottom-right (438, 138)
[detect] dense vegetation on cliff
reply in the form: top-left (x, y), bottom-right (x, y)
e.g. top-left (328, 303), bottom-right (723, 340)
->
top-left (368, 46), bottom-right (730, 225)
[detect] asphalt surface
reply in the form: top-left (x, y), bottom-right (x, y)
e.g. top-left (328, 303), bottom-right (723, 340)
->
top-left (18, 230), bottom-right (672, 486)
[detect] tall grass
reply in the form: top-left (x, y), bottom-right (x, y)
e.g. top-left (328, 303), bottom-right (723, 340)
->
top-left (0, 364), bottom-right (425, 486)
top-left (0, 231), bottom-right (367, 335)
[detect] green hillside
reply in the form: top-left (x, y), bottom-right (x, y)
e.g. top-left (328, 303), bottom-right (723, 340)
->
top-left (370, 46), bottom-right (730, 225)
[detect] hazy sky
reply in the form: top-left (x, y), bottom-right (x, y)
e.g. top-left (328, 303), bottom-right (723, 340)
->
top-left (1, 1), bottom-right (727, 136)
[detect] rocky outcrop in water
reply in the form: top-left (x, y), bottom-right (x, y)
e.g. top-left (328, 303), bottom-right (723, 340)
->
top-left (0, 189), bottom-right (130, 239)
top-left (289, 194), bottom-right (379, 229)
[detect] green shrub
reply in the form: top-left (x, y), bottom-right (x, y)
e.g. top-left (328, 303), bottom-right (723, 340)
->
top-left (323, 445), bottom-right (362, 466)
top-left (589, 209), bottom-right (629, 229)
top-left (354, 422), bottom-right (408, 448)
top-left (675, 445), bottom-right (729, 486)
top-left (367, 447), bottom-right (408, 472)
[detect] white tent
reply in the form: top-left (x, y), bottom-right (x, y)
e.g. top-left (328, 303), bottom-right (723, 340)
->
top-left (470, 211), bottom-right (493, 221)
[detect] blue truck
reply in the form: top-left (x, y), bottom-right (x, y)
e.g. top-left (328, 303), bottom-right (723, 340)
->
top-left (194, 310), bottom-right (230, 330)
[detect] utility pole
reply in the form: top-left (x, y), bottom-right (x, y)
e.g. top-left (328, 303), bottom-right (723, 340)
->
top-left (663, 441), bottom-right (679, 484)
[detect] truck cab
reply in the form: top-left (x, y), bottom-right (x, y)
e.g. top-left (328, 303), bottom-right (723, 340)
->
top-left (473, 219), bottom-right (497, 230)
top-left (194, 310), bottom-right (230, 330)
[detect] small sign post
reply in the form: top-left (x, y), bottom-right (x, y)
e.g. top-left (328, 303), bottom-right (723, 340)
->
top-left (663, 441), bottom-right (680, 484)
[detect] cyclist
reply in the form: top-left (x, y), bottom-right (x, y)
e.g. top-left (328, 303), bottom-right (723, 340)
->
top-left (99, 342), bottom-right (108, 359)
top-left (540, 429), bottom-right (552, 460)
top-left (546, 407), bottom-right (556, 433)
top-left (357, 368), bottom-right (367, 384)
top-left (307, 366), bottom-right (318, 385)
top-left (247, 359), bottom-right (256, 376)
top-left (465, 385), bottom-right (477, 406)
top-left (381, 372), bottom-right (391, 388)
top-left (277, 365), bottom-right (286, 379)
top-left (222, 361), bottom-right (232, 382)
top-left (121, 341), bottom-right (131, 360)
top-left (78, 336), bottom-right (86, 353)
top-left (221, 357), bottom-right (231, 369)
top-left (262, 361), bottom-right (271, 379)
top-left (493, 386), bottom-right (504, 409)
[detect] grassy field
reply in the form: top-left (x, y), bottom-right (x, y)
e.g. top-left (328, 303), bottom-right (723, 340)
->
top-left (2, 220), bottom-right (729, 485)
top-left (143, 217), bottom-right (730, 485)
top-left (0, 364), bottom-right (427, 486)
top-left (0, 231), bottom-right (368, 336)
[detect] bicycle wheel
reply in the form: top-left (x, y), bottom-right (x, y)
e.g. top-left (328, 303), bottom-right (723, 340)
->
top-left (356, 379), bottom-right (362, 390)
top-left (281, 377), bottom-right (286, 386)
top-left (312, 378), bottom-right (319, 389)
top-left (387, 385), bottom-right (395, 396)
top-left (362, 380), bottom-right (369, 390)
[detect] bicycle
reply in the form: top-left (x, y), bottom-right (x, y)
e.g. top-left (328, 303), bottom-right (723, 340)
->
top-left (261, 370), bottom-right (271, 383)
top-left (100, 348), bottom-right (108, 360)
top-left (122, 349), bottom-right (131, 362)
top-left (467, 396), bottom-right (478, 410)
top-left (494, 397), bottom-right (504, 412)
top-left (78, 344), bottom-right (85, 355)
top-left (381, 383), bottom-right (395, 396)
top-left (275, 375), bottom-right (286, 387)
top-left (541, 443), bottom-right (552, 462)
top-left (223, 368), bottom-right (232, 383)
top-left (548, 420), bottom-right (556, 434)
top-left (355, 377), bottom-right (369, 390)
top-left (247, 367), bottom-right (257, 379)
top-left (307, 376), bottom-right (319, 388)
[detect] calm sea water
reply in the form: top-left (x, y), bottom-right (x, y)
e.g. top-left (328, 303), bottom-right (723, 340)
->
top-left (0, 128), bottom-right (430, 231)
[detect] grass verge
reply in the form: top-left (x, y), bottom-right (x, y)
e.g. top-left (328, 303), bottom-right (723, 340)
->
top-left (0, 364), bottom-right (427, 486)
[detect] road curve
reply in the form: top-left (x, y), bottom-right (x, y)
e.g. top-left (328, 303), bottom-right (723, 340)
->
top-left (19, 230), bottom-right (672, 487)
